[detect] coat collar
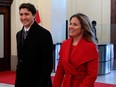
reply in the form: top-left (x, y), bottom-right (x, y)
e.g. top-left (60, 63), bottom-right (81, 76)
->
top-left (61, 38), bottom-right (87, 74)
top-left (61, 37), bottom-right (98, 69)
top-left (19, 21), bottom-right (39, 47)
top-left (63, 38), bottom-right (84, 62)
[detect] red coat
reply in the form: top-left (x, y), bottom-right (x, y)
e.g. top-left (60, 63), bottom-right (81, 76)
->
top-left (53, 38), bottom-right (99, 87)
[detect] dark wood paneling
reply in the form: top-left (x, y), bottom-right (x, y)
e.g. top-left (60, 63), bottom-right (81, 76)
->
top-left (0, 0), bottom-right (13, 71)
top-left (0, 0), bottom-right (13, 6)
top-left (0, 7), bottom-right (11, 71)
top-left (111, 0), bottom-right (116, 69)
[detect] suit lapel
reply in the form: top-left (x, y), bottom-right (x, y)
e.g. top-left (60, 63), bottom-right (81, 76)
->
top-left (62, 38), bottom-right (86, 75)
top-left (63, 38), bottom-right (72, 62)
top-left (63, 38), bottom-right (84, 63)
top-left (62, 38), bottom-right (80, 74)
top-left (17, 29), bottom-right (24, 48)
top-left (70, 38), bottom-right (88, 67)
top-left (23, 22), bottom-right (39, 47)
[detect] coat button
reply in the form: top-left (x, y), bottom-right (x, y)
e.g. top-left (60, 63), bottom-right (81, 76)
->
top-left (19, 60), bottom-right (23, 62)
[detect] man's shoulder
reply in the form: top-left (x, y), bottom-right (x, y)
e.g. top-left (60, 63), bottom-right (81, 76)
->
top-left (34, 23), bottom-right (49, 32)
top-left (17, 29), bottom-right (22, 35)
top-left (38, 25), bottom-right (51, 35)
top-left (32, 22), bottom-right (51, 36)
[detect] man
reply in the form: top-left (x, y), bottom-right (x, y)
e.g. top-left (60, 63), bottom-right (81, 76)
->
top-left (15, 3), bottom-right (53, 87)
top-left (92, 20), bottom-right (98, 43)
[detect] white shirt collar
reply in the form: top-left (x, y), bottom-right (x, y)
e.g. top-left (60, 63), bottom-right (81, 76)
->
top-left (24, 27), bottom-right (30, 32)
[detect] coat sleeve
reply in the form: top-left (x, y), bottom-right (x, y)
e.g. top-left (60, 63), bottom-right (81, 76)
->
top-left (35, 30), bottom-right (54, 87)
top-left (79, 58), bottom-right (98, 87)
top-left (79, 44), bottom-right (99, 87)
top-left (53, 59), bottom-right (65, 87)
top-left (53, 43), bottom-right (65, 87)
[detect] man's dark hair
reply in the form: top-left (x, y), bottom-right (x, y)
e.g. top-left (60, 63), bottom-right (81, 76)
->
top-left (19, 3), bottom-right (36, 15)
top-left (92, 20), bottom-right (96, 25)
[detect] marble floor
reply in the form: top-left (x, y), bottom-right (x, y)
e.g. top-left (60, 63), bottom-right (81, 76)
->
top-left (0, 70), bottom-right (116, 87)
top-left (0, 83), bottom-right (14, 87)
top-left (96, 70), bottom-right (116, 84)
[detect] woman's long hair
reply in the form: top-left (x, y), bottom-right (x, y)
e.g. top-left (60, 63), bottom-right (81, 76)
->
top-left (70, 13), bottom-right (96, 44)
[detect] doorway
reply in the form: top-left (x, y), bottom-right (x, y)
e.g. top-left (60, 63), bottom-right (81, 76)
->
top-left (0, 1), bottom-right (12, 71)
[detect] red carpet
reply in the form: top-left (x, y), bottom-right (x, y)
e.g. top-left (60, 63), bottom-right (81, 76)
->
top-left (0, 71), bottom-right (116, 87)
top-left (95, 82), bottom-right (116, 87)
top-left (0, 71), bottom-right (15, 84)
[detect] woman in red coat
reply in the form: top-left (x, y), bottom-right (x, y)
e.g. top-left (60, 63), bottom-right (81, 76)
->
top-left (53, 13), bottom-right (99, 87)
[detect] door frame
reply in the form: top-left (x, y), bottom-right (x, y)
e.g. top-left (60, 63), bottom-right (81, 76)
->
top-left (0, 0), bottom-right (13, 71)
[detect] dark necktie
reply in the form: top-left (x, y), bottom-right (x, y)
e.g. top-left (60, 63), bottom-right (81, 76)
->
top-left (21, 30), bottom-right (29, 45)
top-left (24, 30), bottom-right (28, 39)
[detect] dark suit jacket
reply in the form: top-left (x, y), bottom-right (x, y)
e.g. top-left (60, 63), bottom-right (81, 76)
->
top-left (15, 21), bottom-right (53, 87)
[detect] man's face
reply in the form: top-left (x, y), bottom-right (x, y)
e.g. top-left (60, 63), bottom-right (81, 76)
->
top-left (19, 8), bottom-right (35, 28)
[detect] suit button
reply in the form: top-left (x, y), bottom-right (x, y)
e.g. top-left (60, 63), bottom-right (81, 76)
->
top-left (19, 60), bottom-right (23, 62)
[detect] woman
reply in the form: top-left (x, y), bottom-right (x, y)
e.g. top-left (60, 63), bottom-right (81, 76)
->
top-left (53, 13), bottom-right (99, 87)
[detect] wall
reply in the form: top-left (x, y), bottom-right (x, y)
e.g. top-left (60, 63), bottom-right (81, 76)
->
top-left (66, 0), bottom-right (111, 43)
top-left (11, 0), bottom-right (111, 70)
top-left (51, 0), bottom-right (66, 44)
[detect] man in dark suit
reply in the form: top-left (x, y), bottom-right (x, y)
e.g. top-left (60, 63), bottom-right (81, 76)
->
top-left (92, 20), bottom-right (98, 43)
top-left (15, 3), bottom-right (53, 87)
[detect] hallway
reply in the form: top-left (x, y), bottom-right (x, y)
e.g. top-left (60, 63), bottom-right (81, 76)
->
top-left (96, 70), bottom-right (116, 84)
top-left (0, 70), bottom-right (116, 87)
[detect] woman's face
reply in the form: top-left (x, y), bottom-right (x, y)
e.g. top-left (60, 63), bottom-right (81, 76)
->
top-left (69, 17), bottom-right (83, 38)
